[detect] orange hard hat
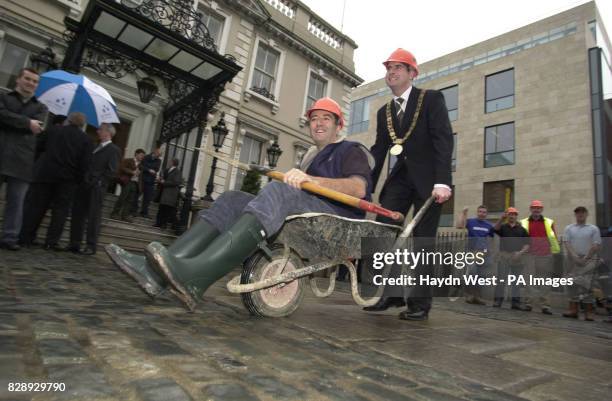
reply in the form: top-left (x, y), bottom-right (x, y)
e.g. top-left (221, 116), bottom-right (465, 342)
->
top-left (305, 97), bottom-right (344, 128)
top-left (383, 48), bottom-right (419, 75)
top-left (506, 207), bottom-right (519, 214)
top-left (530, 200), bottom-right (544, 208)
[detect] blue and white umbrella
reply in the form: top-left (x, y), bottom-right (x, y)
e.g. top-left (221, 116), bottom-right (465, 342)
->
top-left (35, 70), bottom-right (119, 127)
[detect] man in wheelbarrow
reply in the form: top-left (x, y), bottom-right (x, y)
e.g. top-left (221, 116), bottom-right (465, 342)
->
top-left (106, 97), bottom-right (374, 311)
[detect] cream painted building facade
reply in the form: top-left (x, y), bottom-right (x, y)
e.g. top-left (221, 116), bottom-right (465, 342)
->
top-left (348, 2), bottom-right (611, 231)
top-left (0, 0), bottom-right (361, 200)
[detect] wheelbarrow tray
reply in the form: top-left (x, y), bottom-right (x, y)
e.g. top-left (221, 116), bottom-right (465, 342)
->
top-left (275, 213), bottom-right (401, 262)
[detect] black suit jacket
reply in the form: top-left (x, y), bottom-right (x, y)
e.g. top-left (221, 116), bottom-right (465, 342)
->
top-left (371, 87), bottom-right (453, 200)
top-left (86, 142), bottom-right (121, 188)
top-left (141, 154), bottom-right (161, 184)
top-left (33, 124), bottom-right (94, 183)
top-left (160, 167), bottom-right (182, 206)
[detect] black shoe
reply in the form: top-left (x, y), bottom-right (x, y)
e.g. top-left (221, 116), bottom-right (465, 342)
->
top-left (64, 245), bottom-right (81, 254)
top-left (20, 239), bottom-right (42, 248)
top-left (82, 247), bottom-right (96, 255)
top-left (44, 244), bottom-right (64, 252)
top-left (0, 242), bottom-right (20, 251)
top-left (541, 307), bottom-right (553, 315)
top-left (363, 297), bottom-right (406, 312)
top-left (398, 309), bottom-right (429, 321)
top-left (511, 304), bottom-right (532, 312)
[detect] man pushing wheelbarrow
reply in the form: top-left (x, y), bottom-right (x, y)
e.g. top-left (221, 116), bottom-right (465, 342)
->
top-left (107, 97), bottom-right (395, 312)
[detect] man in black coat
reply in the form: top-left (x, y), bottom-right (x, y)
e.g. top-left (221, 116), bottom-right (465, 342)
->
top-left (364, 49), bottom-right (453, 321)
top-left (20, 112), bottom-right (93, 249)
top-left (154, 158), bottom-right (182, 229)
top-left (68, 123), bottom-right (120, 255)
top-left (0, 68), bottom-right (48, 250)
top-left (139, 146), bottom-right (162, 218)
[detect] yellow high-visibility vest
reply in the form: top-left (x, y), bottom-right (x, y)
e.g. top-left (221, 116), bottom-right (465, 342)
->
top-left (521, 217), bottom-right (560, 254)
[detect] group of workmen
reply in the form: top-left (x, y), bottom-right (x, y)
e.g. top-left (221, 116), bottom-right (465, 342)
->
top-left (457, 202), bottom-right (608, 322)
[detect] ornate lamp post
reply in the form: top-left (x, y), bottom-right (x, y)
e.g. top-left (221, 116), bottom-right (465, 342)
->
top-left (266, 139), bottom-right (282, 181)
top-left (203, 112), bottom-right (228, 201)
top-left (136, 76), bottom-right (158, 103)
top-left (30, 43), bottom-right (58, 73)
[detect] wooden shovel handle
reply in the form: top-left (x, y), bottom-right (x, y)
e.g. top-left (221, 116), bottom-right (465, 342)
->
top-left (265, 171), bottom-right (403, 222)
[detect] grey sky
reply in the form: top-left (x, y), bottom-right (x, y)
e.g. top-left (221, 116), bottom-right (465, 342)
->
top-left (301, 0), bottom-right (611, 84)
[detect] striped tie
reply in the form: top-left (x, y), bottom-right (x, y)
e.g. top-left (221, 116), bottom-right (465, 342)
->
top-left (395, 97), bottom-right (404, 122)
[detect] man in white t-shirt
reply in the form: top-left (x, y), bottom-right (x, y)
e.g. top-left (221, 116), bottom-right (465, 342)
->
top-left (562, 206), bottom-right (601, 321)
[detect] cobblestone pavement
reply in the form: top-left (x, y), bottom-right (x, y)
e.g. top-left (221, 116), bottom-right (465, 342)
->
top-left (1, 248), bottom-right (611, 401)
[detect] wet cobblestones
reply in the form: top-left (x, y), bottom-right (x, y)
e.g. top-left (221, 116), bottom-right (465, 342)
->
top-left (1, 247), bottom-right (610, 401)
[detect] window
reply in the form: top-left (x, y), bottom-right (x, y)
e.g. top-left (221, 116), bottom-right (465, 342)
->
top-left (441, 85), bottom-right (458, 121)
top-left (235, 136), bottom-right (264, 190)
top-left (483, 180), bottom-right (514, 213)
top-left (485, 122), bottom-right (514, 167)
top-left (451, 133), bottom-right (457, 172)
top-left (251, 43), bottom-right (280, 98)
top-left (200, 9), bottom-right (225, 49)
top-left (485, 69), bottom-right (514, 113)
top-left (348, 95), bottom-right (374, 134)
top-left (305, 72), bottom-right (327, 111)
top-left (439, 186), bottom-right (455, 227)
top-left (0, 42), bottom-right (31, 89)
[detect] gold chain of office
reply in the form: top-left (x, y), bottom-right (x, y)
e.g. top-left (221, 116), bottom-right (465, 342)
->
top-left (386, 89), bottom-right (426, 156)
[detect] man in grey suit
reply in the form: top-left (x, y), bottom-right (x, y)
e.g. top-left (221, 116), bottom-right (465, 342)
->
top-left (67, 123), bottom-right (120, 255)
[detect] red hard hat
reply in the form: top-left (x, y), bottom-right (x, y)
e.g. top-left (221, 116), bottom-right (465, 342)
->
top-left (530, 200), bottom-right (544, 208)
top-left (305, 97), bottom-right (344, 128)
top-left (506, 207), bottom-right (519, 214)
top-left (383, 48), bottom-right (419, 75)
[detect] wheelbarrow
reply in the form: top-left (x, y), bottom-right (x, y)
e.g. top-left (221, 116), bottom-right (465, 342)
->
top-left (226, 197), bottom-right (434, 317)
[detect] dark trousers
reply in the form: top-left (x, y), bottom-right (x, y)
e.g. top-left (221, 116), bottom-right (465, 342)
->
top-left (112, 181), bottom-right (137, 219)
top-left (376, 167), bottom-right (442, 313)
top-left (20, 181), bottom-right (77, 246)
top-left (157, 204), bottom-right (177, 228)
top-left (140, 182), bottom-right (155, 217)
top-left (70, 182), bottom-right (104, 248)
top-left (494, 252), bottom-right (524, 306)
top-left (0, 175), bottom-right (29, 245)
top-left (130, 185), bottom-right (140, 215)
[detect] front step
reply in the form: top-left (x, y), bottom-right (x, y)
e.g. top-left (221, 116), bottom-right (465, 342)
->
top-left (0, 195), bottom-right (177, 252)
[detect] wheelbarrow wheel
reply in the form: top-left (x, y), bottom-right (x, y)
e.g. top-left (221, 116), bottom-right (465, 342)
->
top-left (240, 244), bottom-right (305, 318)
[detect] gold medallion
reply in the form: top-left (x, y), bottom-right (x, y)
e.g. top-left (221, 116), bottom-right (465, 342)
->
top-left (390, 144), bottom-right (403, 156)
top-left (385, 90), bottom-right (427, 155)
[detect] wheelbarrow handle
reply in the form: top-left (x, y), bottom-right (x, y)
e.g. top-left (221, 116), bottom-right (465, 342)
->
top-left (265, 171), bottom-right (404, 222)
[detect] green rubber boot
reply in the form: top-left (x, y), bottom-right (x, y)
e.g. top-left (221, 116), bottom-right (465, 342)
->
top-left (105, 220), bottom-right (220, 298)
top-left (145, 213), bottom-right (266, 311)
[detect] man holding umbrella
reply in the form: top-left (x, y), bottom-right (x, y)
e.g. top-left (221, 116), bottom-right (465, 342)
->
top-left (0, 68), bottom-right (48, 251)
top-left (27, 69), bottom-right (121, 254)
top-left (68, 123), bottom-right (120, 255)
